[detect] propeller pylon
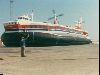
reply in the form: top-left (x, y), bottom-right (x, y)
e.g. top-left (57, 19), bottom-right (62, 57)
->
top-left (48, 10), bottom-right (64, 24)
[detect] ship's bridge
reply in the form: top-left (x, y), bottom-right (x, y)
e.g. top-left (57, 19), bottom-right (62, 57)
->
top-left (15, 15), bottom-right (33, 24)
top-left (17, 15), bottom-right (31, 21)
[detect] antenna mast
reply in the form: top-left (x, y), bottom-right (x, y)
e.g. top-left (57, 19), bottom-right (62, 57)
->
top-left (10, 0), bottom-right (14, 21)
top-left (31, 10), bottom-right (34, 21)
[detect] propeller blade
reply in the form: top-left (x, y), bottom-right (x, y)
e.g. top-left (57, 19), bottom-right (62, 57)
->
top-left (56, 13), bottom-right (64, 17)
top-left (48, 10), bottom-right (63, 21)
top-left (52, 10), bottom-right (55, 14)
top-left (48, 16), bottom-right (55, 20)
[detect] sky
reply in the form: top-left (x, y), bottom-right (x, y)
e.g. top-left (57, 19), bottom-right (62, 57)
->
top-left (0, 0), bottom-right (99, 40)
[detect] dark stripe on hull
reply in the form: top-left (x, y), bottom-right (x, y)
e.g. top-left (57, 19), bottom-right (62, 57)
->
top-left (1, 32), bottom-right (92, 47)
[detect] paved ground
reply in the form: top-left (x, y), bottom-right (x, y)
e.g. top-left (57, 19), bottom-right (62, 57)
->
top-left (0, 44), bottom-right (99, 75)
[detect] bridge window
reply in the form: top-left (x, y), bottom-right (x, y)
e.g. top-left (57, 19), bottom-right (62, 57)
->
top-left (18, 17), bottom-right (22, 19)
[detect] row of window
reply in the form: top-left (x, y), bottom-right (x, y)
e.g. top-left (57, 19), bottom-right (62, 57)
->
top-left (5, 24), bottom-right (84, 34)
top-left (5, 22), bottom-right (18, 25)
top-left (18, 17), bottom-right (31, 21)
